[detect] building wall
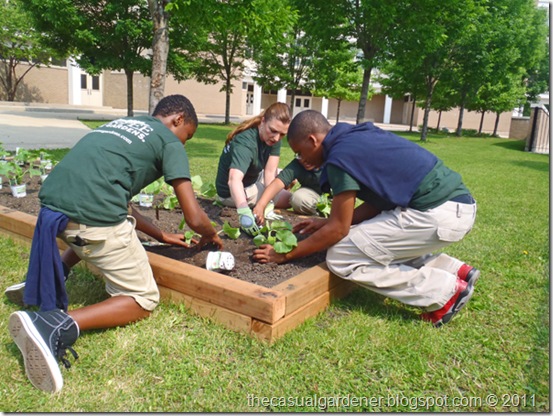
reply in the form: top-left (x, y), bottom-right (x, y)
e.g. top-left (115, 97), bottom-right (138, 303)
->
top-left (2, 61), bottom-right (515, 137)
top-left (1, 63), bottom-right (69, 103)
top-left (103, 70), bottom-right (244, 116)
top-left (414, 106), bottom-right (513, 137)
top-left (509, 117), bottom-right (530, 139)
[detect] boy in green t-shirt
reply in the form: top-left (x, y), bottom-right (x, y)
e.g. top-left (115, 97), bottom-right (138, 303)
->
top-left (7, 95), bottom-right (223, 393)
top-left (253, 157), bottom-right (324, 221)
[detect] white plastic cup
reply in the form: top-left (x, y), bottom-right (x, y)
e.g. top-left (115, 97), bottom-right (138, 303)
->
top-left (206, 251), bottom-right (235, 271)
top-left (138, 193), bottom-right (153, 207)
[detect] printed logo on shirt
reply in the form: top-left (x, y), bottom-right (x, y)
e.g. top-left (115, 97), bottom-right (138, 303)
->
top-left (98, 119), bottom-right (154, 143)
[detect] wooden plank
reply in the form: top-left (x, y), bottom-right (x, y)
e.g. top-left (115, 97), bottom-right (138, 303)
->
top-left (273, 263), bottom-right (346, 316)
top-left (0, 206), bottom-right (37, 239)
top-left (149, 251), bottom-right (286, 324)
top-left (251, 280), bottom-right (356, 342)
top-left (158, 285), bottom-right (253, 335)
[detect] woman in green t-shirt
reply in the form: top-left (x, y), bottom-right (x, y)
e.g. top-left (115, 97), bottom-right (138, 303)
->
top-left (215, 102), bottom-right (291, 235)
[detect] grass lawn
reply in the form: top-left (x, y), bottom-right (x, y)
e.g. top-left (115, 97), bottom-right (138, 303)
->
top-left (0, 123), bottom-right (549, 411)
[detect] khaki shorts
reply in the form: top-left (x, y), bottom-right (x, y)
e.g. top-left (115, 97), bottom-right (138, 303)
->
top-left (60, 216), bottom-right (159, 311)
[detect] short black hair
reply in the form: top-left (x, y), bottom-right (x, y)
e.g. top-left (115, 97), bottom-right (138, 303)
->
top-left (152, 94), bottom-right (198, 127)
top-left (287, 110), bottom-right (331, 145)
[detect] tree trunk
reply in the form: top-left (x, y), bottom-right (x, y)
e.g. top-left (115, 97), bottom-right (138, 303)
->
top-left (478, 111), bottom-right (485, 135)
top-left (356, 67), bottom-right (372, 124)
top-left (409, 96), bottom-right (416, 132)
top-left (436, 110), bottom-right (442, 131)
top-left (420, 82), bottom-right (435, 142)
top-left (225, 78), bottom-right (231, 124)
top-left (493, 112), bottom-right (501, 136)
top-left (125, 69), bottom-right (134, 117)
top-left (455, 91), bottom-right (467, 137)
top-left (336, 99), bottom-right (342, 123)
top-left (289, 92), bottom-right (296, 116)
top-left (148, 0), bottom-right (169, 114)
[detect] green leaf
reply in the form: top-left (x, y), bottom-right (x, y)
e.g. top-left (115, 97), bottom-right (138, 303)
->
top-left (276, 230), bottom-right (297, 248)
top-left (252, 234), bottom-right (267, 247)
top-left (223, 221), bottom-right (241, 239)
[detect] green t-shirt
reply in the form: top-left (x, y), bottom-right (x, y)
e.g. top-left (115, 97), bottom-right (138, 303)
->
top-left (39, 116), bottom-right (190, 226)
top-left (215, 127), bottom-right (281, 198)
top-left (409, 159), bottom-right (469, 210)
top-left (327, 159), bottom-right (468, 211)
top-left (277, 159), bottom-right (322, 194)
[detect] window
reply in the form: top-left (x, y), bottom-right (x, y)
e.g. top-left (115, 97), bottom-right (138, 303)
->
top-left (92, 76), bottom-right (100, 90)
top-left (80, 74), bottom-right (87, 89)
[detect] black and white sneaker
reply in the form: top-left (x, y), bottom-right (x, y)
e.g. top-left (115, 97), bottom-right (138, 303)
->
top-left (9, 309), bottom-right (79, 393)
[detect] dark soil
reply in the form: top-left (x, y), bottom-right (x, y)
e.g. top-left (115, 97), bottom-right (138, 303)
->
top-left (0, 176), bottom-right (327, 288)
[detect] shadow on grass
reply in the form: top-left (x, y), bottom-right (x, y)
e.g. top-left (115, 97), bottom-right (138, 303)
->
top-left (333, 287), bottom-right (420, 325)
top-left (492, 139), bottom-right (526, 151)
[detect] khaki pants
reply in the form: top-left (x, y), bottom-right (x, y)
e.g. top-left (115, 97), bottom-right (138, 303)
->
top-left (326, 201), bottom-right (477, 311)
top-left (60, 216), bottom-right (159, 311)
top-left (290, 187), bottom-right (320, 215)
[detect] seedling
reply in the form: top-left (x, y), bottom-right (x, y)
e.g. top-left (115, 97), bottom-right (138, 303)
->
top-left (253, 220), bottom-right (297, 253)
top-left (1, 161), bottom-right (40, 186)
top-left (191, 175), bottom-right (217, 198)
top-left (316, 193), bottom-right (332, 218)
top-left (222, 221), bottom-right (241, 239)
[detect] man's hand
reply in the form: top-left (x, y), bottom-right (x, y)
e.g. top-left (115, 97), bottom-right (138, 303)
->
top-left (293, 217), bottom-right (327, 235)
top-left (160, 232), bottom-right (194, 248)
top-left (196, 233), bottom-right (224, 251)
top-left (252, 244), bottom-right (287, 264)
top-left (237, 207), bottom-right (260, 236)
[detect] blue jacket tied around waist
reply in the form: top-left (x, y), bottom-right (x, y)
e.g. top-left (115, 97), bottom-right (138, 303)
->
top-left (23, 207), bottom-right (70, 311)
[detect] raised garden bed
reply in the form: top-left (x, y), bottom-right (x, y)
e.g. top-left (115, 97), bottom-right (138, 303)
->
top-left (0, 178), bottom-right (356, 342)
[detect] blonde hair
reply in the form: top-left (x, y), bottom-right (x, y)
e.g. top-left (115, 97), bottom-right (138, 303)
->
top-left (225, 102), bottom-right (291, 145)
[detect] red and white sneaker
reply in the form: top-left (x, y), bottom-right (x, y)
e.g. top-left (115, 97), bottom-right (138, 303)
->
top-left (457, 264), bottom-right (480, 287)
top-left (421, 279), bottom-right (474, 328)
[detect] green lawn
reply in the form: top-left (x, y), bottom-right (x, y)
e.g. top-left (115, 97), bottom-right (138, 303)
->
top-left (0, 124), bottom-right (549, 411)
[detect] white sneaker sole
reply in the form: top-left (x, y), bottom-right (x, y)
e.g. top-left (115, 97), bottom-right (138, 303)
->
top-left (4, 282), bottom-right (26, 307)
top-left (9, 312), bottom-right (63, 393)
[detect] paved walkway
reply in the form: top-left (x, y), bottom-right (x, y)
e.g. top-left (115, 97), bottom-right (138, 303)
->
top-left (0, 102), bottom-right (411, 151)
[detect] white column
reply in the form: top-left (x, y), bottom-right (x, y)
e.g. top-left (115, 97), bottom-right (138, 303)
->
top-left (253, 83), bottom-right (262, 115)
top-left (277, 88), bottom-right (287, 104)
top-left (321, 97), bottom-right (329, 118)
top-left (67, 58), bottom-right (81, 105)
top-left (383, 95), bottom-right (392, 124)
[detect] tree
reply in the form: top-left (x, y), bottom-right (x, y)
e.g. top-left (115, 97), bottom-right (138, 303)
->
top-left (148, 0), bottom-right (170, 113)
top-left (386, 0), bottom-right (484, 141)
top-left (21, 0), bottom-right (154, 116)
top-left (169, 0), bottom-right (294, 124)
top-left (0, 0), bottom-right (61, 101)
top-left (304, 0), bottom-right (398, 124)
top-left (313, 63), bottom-right (363, 123)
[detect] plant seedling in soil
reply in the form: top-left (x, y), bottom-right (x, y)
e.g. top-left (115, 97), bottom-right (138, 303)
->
top-left (253, 220), bottom-right (298, 253)
top-left (316, 193), bottom-right (332, 218)
top-left (222, 221), bottom-right (241, 239)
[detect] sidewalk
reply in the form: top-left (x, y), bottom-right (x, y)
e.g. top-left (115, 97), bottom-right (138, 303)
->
top-left (0, 101), bottom-right (412, 151)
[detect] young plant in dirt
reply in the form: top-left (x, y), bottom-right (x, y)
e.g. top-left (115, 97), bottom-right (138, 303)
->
top-left (252, 220), bottom-right (298, 253)
top-left (316, 193), bottom-right (332, 218)
top-left (222, 221), bottom-right (241, 239)
top-left (191, 175), bottom-right (217, 198)
top-left (3, 160), bottom-right (41, 186)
